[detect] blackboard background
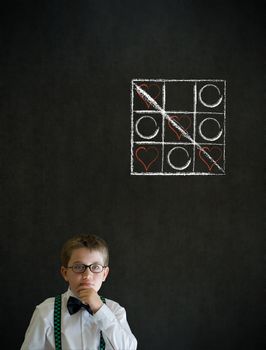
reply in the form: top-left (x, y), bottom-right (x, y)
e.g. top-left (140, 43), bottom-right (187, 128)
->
top-left (1, 1), bottom-right (264, 349)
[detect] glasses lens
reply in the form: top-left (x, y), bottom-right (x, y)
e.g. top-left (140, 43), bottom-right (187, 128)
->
top-left (72, 263), bottom-right (85, 273)
top-left (90, 263), bottom-right (103, 273)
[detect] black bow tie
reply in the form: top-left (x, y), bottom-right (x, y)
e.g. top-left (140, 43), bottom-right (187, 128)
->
top-left (67, 296), bottom-right (93, 315)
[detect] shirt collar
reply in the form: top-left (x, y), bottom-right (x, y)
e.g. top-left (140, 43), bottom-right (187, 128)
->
top-left (66, 287), bottom-right (79, 299)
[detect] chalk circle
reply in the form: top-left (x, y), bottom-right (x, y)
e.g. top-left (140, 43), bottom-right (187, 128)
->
top-left (199, 117), bottom-right (223, 141)
top-left (135, 115), bottom-right (159, 140)
top-left (167, 147), bottom-right (191, 171)
top-left (199, 84), bottom-right (223, 108)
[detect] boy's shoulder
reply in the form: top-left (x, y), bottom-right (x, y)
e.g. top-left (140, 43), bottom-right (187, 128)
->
top-left (101, 297), bottom-right (128, 319)
top-left (35, 295), bottom-right (56, 318)
top-left (36, 290), bottom-right (68, 309)
top-left (104, 297), bottom-right (124, 310)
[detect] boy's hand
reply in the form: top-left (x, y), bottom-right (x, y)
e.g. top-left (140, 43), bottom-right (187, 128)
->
top-left (78, 288), bottom-right (103, 314)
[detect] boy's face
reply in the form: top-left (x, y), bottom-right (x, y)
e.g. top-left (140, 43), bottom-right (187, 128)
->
top-left (61, 247), bottom-right (109, 297)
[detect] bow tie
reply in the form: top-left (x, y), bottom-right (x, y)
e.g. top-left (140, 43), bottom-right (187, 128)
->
top-left (67, 296), bottom-right (93, 315)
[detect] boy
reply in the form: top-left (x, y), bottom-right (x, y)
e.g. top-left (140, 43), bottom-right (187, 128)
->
top-left (21, 234), bottom-right (137, 350)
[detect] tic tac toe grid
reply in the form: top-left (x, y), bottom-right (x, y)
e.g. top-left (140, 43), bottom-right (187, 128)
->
top-left (130, 79), bottom-right (226, 175)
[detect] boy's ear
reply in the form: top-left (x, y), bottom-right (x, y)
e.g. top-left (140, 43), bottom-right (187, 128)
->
top-left (102, 266), bottom-right (110, 282)
top-left (60, 266), bottom-right (69, 282)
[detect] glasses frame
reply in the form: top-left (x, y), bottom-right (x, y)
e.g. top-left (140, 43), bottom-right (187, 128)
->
top-left (67, 263), bottom-right (107, 274)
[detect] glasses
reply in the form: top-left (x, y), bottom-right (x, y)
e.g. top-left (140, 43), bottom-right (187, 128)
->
top-left (67, 263), bottom-right (107, 274)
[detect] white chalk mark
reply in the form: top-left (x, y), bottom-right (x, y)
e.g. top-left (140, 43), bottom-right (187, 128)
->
top-left (130, 80), bottom-right (134, 173)
top-left (134, 83), bottom-right (225, 173)
top-left (198, 117), bottom-right (223, 141)
top-left (161, 82), bottom-right (166, 172)
top-left (131, 172), bottom-right (225, 176)
top-left (199, 84), bottom-right (223, 108)
top-left (133, 79), bottom-right (224, 83)
top-left (134, 110), bottom-right (224, 115)
top-left (193, 82), bottom-right (197, 172)
top-left (223, 80), bottom-right (227, 173)
top-left (167, 147), bottom-right (191, 170)
top-left (134, 141), bottom-right (223, 145)
top-left (135, 116), bottom-right (160, 140)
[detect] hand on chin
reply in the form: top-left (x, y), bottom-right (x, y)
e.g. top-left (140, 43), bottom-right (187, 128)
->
top-left (77, 287), bottom-right (103, 313)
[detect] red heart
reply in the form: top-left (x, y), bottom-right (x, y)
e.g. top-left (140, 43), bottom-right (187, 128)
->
top-left (137, 83), bottom-right (161, 109)
top-left (135, 146), bottom-right (159, 172)
top-left (199, 146), bottom-right (223, 172)
top-left (168, 115), bottom-right (192, 140)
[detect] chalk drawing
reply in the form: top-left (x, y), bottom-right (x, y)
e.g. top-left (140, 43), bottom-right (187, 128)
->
top-left (168, 115), bottom-right (192, 141)
top-left (167, 146), bottom-right (191, 170)
top-left (136, 83), bottom-right (161, 109)
top-left (135, 116), bottom-right (160, 139)
top-left (131, 79), bottom-right (226, 175)
top-left (198, 117), bottom-right (223, 142)
top-left (135, 146), bottom-right (160, 172)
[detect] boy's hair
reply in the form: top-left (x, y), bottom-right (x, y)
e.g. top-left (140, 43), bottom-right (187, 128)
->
top-left (61, 234), bottom-right (109, 267)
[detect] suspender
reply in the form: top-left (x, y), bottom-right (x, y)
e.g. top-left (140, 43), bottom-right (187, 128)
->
top-left (54, 294), bottom-right (106, 350)
top-left (99, 296), bottom-right (106, 350)
top-left (54, 295), bottom-right (62, 350)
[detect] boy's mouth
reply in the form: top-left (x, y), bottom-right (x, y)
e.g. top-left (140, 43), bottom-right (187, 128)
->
top-left (80, 282), bottom-right (94, 288)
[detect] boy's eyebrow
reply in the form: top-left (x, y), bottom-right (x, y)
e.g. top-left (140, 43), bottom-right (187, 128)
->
top-left (71, 260), bottom-right (104, 265)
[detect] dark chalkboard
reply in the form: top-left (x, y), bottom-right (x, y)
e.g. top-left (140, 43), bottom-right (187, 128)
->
top-left (1, 1), bottom-right (264, 349)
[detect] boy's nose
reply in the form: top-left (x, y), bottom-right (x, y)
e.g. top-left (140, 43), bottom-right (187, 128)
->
top-left (82, 268), bottom-right (93, 279)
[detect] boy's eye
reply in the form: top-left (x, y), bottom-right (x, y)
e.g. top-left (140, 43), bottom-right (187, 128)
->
top-left (73, 263), bottom-right (85, 272)
top-left (90, 264), bottom-right (102, 272)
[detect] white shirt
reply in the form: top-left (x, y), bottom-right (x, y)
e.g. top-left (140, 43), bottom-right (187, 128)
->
top-left (21, 289), bottom-right (137, 350)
